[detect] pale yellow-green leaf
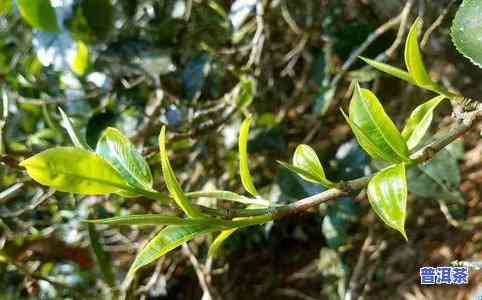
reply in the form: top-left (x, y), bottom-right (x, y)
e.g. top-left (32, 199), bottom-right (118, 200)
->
top-left (71, 41), bottom-right (89, 76)
top-left (239, 117), bottom-right (258, 196)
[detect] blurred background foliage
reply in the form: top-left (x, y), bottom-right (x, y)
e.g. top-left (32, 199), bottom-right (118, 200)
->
top-left (1, 0), bottom-right (482, 299)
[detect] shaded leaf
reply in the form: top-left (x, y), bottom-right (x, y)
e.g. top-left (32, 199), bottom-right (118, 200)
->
top-left (402, 95), bottom-right (446, 150)
top-left (359, 56), bottom-right (414, 84)
top-left (16, 0), bottom-right (59, 32)
top-left (367, 163), bottom-right (408, 239)
top-left (128, 224), bottom-right (221, 276)
top-left (237, 76), bottom-right (256, 109)
top-left (20, 147), bottom-right (132, 195)
top-left (96, 127), bottom-right (153, 192)
top-left (239, 117), bottom-right (258, 196)
top-left (159, 126), bottom-right (202, 218)
top-left (88, 224), bottom-right (116, 288)
top-left (451, 0), bottom-right (482, 68)
top-left (346, 83), bottom-right (409, 163)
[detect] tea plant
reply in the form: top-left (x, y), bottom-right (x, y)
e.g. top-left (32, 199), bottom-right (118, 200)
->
top-left (12, 0), bottom-right (482, 288)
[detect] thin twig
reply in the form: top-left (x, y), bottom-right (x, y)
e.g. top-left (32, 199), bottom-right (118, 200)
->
top-left (421, 0), bottom-right (459, 49)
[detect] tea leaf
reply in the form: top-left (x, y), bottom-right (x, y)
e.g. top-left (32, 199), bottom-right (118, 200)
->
top-left (20, 147), bottom-right (132, 194)
top-left (71, 41), bottom-right (89, 76)
top-left (359, 56), bottom-right (414, 84)
top-left (58, 108), bottom-right (91, 150)
top-left (346, 83), bottom-right (409, 163)
top-left (96, 127), bottom-right (153, 192)
top-left (451, 0), bottom-right (482, 68)
top-left (159, 127), bottom-right (202, 218)
top-left (402, 95), bottom-right (446, 150)
top-left (88, 224), bottom-right (116, 288)
top-left (367, 163), bottom-right (408, 240)
top-left (208, 228), bottom-right (237, 257)
top-left (128, 224), bottom-right (221, 276)
top-left (186, 190), bottom-right (269, 206)
top-left (86, 214), bottom-right (228, 227)
top-left (16, 0), bottom-right (59, 32)
top-left (239, 117), bottom-right (258, 196)
top-left (404, 18), bottom-right (437, 90)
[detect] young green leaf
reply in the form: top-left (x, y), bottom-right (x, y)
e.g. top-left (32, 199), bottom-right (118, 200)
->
top-left (16, 0), bottom-right (59, 32)
top-left (404, 18), bottom-right (437, 90)
top-left (402, 95), bottom-right (446, 150)
top-left (96, 127), bottom-right (153, 192)
top-left (85, 214), bottom-right (230, 227)
top-left (347, 83), bottom-right (410, 163)
top-left (208, 228), bottom-right (237, 257)
top-left (159, 126), bottom-right (202, 218)
top-left (71, 41), bottom-right (89, 76)
top-left (239, 117), bottom-right (258, 196)
top-left (186, 190), bottom-right (270, 206)
top-left (128, 224), bottom-right (222, 276)
top-left (88, 224), bottom-right (116, 289)
top-left (20, 147), bottom-right (133, 195)
top-left (359, 56), bottom-right (414, 84)
top-left (451, 0), bottom-right (482, 68)
top-left (367, 163), bottom-right (408, 240)
top-left (292, 144), bottom-right (334, 186)
top-left (58, 108), bottom-right (91, 150)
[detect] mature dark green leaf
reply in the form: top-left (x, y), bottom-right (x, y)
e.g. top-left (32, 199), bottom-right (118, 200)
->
top-left (81, 0), bottom-right (113, 41)
top-left (16, 0), bottom-right (59, 32)
top-left (239, 117), bottom-right (258, 196)
top-left (159, 126), bottom-right (202, 218)
top-left (359, 56), bottom-right (414, 84)
top-left (128, 224), bottom-right (222, 276)
top-left (346, 83), bottom-right (409, 163)
top-left (451, 0), bottom-right (482, 68)
top-left (20, 147), bottom-right (132, 195)
top-left (367, 163), bottom-right (408, 240)
top-left (96, 127), bottom-right (153, 192)
top-left (402, 95), bottom-right (446, 150)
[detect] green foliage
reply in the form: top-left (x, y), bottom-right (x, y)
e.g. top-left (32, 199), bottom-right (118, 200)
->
top-left (208, 228), bottom-right (238, 257)
top-left (159, 126), bottom-right (202, 218)
top-left (88, 224), bottom-right (116, 289)
top-left (128, 224), bottom-right (222, 276)
top-left (86, 214), bottom-right (228, 227)
top-left (96, 127), bottom-right (153, 193)
top-left (451, 0), bottom-right (482, 68)
top-left (71, 41), bottom-right (89, 76)
top-left (239, 117), bottom-right (258, 196)
top-left (402, 95), bottom-right (446, 150)
top-left (344, 83), bottom-right (409, 163)
top-left (367, 163), bottom-right (407, 239)
top-left (20, 147), bottom-right (133, 195)
top-left (359, 56), bottom-right (414, 84)
top-left (16, 0), bottom-right (59, 32)
top-left (278, 144), bottom-right (334, 187)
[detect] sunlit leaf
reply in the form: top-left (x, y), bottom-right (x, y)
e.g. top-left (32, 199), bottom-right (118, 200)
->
top-left (20, 147), bottom-right (132, 195)
top-left (367, 163), bottom-right (408, 240)
top-left (451, 0), bottom-right (482, 68)
top-left (128, 224), bottom-right (222, 276)
top-left (86, 214), bottom-right (228, 227)
top-left (402, 95), bottom-right (446, 150)
top-left (208, 228), bottom-right (237, 257)
top-left (159, 126), bottom-right (202, 218)
top-left (96, 127), bottom-right (153, 193)
top-left (346, 83), bottom-right (409, 163)
top-left (239, 117), bottom-right (258, 196)
top-left (58, 108), bottom-right (91, 150)
top-left (186, 190), bottom-right (269, 206)
top-left (404, 18), bottom-right (438, 90)
top-left (0, 0), bottom-right (12, 16)
top-left (16, 0), bottom-right (59, 32)
top-left (71, 41), bottom-right (89, 76)
top-left (359, 56), bottom-right (414, 84)
top-left (292, 144), bottom-right (333, 187)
